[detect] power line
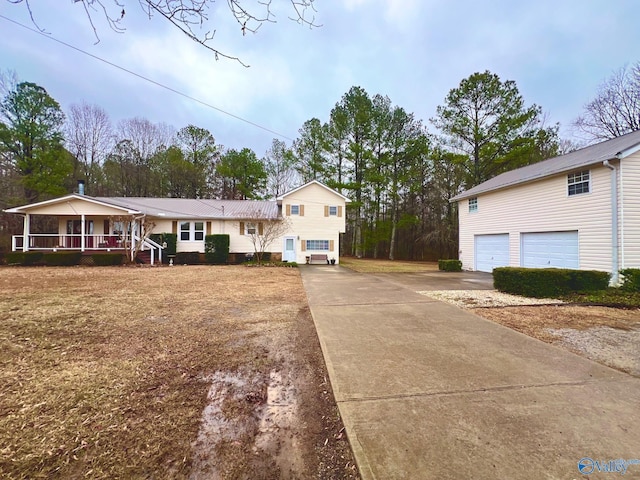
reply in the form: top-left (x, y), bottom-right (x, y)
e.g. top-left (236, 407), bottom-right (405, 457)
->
top-left (0, 14), bottom-right (294, 142)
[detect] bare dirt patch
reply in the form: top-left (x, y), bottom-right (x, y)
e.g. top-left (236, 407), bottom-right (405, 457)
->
top-left (0, 265), bottom-right (360, 479)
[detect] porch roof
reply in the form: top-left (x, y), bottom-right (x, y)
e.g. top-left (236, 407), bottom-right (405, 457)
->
top-left (3, 195), bottom-right (142, 215)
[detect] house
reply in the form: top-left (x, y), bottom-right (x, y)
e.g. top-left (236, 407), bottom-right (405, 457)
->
top-left (4, 180), bottom-right (350, 265)
top-left (450, 130), bottom-right (640, 282)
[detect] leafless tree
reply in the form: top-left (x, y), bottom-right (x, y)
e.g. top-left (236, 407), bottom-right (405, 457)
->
top-left (9, 0), bottom-right (319, 66)
top-left (66, 101), bottom-right (114, 192)
top-left (574, 62), bottom-right (640, 142)
top-left (241, 207), bottom-right (290, 264)
top-left (109, 214), bottom-right (156, 262)
top-left (263, 138), bottom-right (299, 199)
top-left (0, 69), bottom-right (19, 102)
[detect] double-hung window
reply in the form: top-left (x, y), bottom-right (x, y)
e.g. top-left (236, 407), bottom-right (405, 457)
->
top-left (180, 221), bottom-right (204, 241)
top-left (329, 206), bottom-right (338, 216)
top-left (468, 197), bottom-right (478, 213)
top-left (290, 204), bottom-right (300, 215)
top-left (568, 170), bottom-right (590, 196)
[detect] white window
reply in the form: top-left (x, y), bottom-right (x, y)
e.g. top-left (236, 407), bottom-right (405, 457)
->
top-left (568, 170), bottom-right (590, 196)
top-left (180, 221), bottom-right (205, 241)
top-left (194, 222), bottom-right (204, 241)
top-left (329, 205), bottom-right (338, 216)
top-left (290, 204), bottom-right (300, 215)
top-left (180, 221), bottom-right (190, 241)
top-left (468, 197), bottom-right (478, 213)
top-left (246, 222), bottom-right (257, 235)
top-left (306, 240), bottom-right (329, 251)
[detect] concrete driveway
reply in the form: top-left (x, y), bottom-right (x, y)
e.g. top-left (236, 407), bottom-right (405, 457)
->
top-left (300, 265), bottom-right (640, 480)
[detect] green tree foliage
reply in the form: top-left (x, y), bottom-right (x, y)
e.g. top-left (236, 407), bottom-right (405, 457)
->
top-left (216, 148), bottom-right (266, 199)
top-left (432, 71), bottom-right (558, 188)
top-left (293, 118), bottom-right (328, 183)
top-left (176, 125), bottom-right (219, 197)
top-left (0, 82), bottom-right (72, 202)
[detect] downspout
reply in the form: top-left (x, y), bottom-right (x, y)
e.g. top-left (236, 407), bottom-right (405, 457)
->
top-left (603, 160), bottom-right (619, 284)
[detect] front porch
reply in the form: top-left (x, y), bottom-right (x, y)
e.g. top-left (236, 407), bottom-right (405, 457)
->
top-left (5, 194), bottom-right (164, 264)
top-left (12, 233), bottom-right (130, 252)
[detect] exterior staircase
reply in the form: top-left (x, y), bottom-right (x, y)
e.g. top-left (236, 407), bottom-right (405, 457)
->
top-left (136, 250), bottom-right (152, 264)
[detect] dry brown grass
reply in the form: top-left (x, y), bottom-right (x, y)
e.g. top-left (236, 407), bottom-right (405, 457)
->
top-left (474, 305), bottom-right (640, 343)
top-left (0, 265), bottom-right (309, 479)
top-left (340, 257), bottom-right (438, 273)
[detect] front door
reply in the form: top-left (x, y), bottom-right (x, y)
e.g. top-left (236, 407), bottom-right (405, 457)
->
top-left (283, 236), bottom-right (296, 262)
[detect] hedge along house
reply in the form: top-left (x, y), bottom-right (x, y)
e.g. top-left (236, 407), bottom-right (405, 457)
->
top-left (4, 180), bottom-right (350, 265)
top-left (450, 130), bottom-right (640, 283)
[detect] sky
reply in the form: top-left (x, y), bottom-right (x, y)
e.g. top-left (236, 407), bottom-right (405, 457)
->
top-left (1, 0), bottom-right (639, 157)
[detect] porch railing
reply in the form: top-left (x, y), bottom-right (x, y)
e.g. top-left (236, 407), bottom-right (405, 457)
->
top-left (11, 234), bottom-right (131, 251)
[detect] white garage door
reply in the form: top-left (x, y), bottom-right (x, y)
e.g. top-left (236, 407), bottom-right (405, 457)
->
top-left (521, 231), bottom-right (579, 269)
top-left (475, 234), bottom-right (509, 272)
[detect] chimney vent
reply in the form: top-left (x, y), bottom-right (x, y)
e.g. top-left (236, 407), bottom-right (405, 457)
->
top-left (78, 180), bottom-right (85, 195)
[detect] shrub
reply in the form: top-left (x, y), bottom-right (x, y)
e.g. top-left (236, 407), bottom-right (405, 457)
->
top-left (5, 252), bottom-right (43, 265)
top-left (493, 267), bottom-right (610, 298)
top-left (204, 234), bottom-right (230, 264)
top-left (175, 251), bottom-right (200, 265)
top-left (438, 259), bottom-right (462, 272)
top-left (149, 233), bottom-right (177, 263)
top-left (42, 252), bottom-right (82, 266)
top-left (92, 254), bottom-right (124, 266)
top-left (620, 268), bottom-right (640, 292)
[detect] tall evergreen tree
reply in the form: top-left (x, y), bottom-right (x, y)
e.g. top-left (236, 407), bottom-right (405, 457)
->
top-left (0, 82), bottom-right (71, 202)
top-left (432, 71), bottom-right (556, 188)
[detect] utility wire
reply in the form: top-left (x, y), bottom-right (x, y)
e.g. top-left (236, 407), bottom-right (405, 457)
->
top-left (0, 14), bottom-right (294, 142)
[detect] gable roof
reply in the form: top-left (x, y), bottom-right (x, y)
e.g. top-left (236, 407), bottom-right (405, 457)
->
top-left (450, 129), bottom-right (640, 202)
top-left (277, 180), bottom-right (351, 202)
top-left (95, 198), bottom-right (279, 219)
top-left (3, 194), bottom-right (142, 214)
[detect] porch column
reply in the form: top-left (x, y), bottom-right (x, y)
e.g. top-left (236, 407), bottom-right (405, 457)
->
top-left (22, 214), bottom-right (30, 252)
top-left (81, 214), bottom-right (86, 252)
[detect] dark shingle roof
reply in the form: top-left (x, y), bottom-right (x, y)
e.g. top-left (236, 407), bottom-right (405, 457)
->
top-left (450, 129), bottom-right (640, 201)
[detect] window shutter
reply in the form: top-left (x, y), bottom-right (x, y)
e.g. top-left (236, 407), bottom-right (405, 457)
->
top-left (329, 240), bottom-right (335, 251)
top-left (301, 240), bottom-right (306, 252)
top-left (338, 206), bottom-right (343, 217)
top-left (258, 222), bottom-right (264, 235)
top-left (206, 221), bottom-right (212, 235)
top-left (172, 221), bottom-right (177, 234)
top-left (286, 204), bottom-right (291, 216)
top-left (103, 219), bottom-right (110, 235)
top-left (239, 222), bottom-right (245, 235)
top-left (324, 205), bottom-right (329, 217)
top-left (300, 205), bottom-right (305, 216)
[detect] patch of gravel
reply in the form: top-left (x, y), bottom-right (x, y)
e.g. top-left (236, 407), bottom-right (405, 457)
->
top-left (549, 326), bottom-right (640, 376)
top-left (418, 290), bottom-right (564, 308)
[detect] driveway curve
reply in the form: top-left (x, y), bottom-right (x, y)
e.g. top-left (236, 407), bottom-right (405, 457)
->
top-left (300, 265), bottom-right (640, 480)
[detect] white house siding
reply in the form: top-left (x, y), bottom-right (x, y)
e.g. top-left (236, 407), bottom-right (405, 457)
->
top-left (621, 152), bottom-right (640, 268)
top-left (458, 164), bottom-right (615, 273)
top-left (282, 183), bottom-right (347, 264)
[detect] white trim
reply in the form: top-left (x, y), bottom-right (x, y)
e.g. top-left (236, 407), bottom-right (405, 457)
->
top-left (4, 194), bottom-right (141, 214)
top-left (277, 180), bottom-right (351, 202)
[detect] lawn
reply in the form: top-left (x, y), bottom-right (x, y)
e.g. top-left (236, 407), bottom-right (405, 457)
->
top-left (0, 266), bottom-right (358, 479)
top-left (340, 257), bottom-right (438, 273)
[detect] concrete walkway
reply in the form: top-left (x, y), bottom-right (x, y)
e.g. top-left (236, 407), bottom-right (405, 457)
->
top-left (300, 266), bottom-right (640, 480)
